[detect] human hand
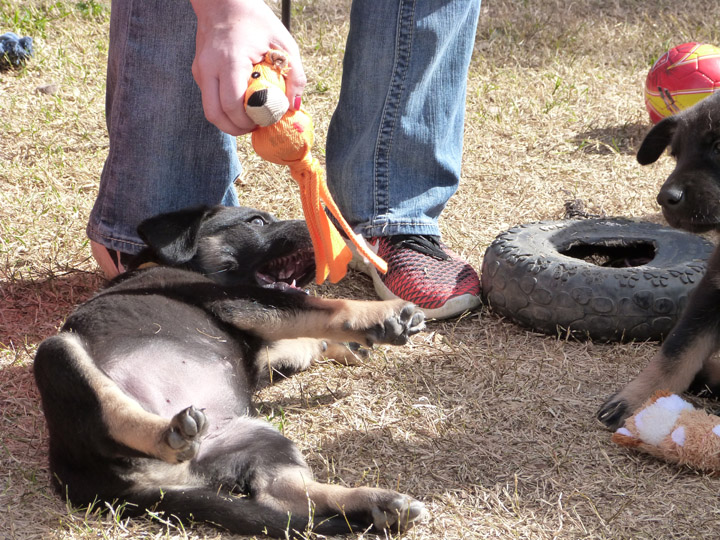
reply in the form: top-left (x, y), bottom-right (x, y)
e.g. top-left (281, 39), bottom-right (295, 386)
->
top-left (190, 0), bottom-right (306, 135)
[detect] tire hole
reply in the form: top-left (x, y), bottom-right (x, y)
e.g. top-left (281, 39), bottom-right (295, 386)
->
top-left (559, 241), bottom-right (656, 267)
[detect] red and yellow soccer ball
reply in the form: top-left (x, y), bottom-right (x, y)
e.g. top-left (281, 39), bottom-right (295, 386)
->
top-left (645, 42), bottom-right (720, 124)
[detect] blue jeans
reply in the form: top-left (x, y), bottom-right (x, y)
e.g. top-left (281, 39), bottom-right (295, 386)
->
top-left (87, 0), bottom-right (240, 254)
top-left (88, 0), bottom-right (481, 254)
top-left (327, 0), bottom-right (482, 238)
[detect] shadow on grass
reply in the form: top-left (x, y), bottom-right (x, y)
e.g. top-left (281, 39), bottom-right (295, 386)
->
top-left (0, 270), bottom-right (105, 352)
top-left (0, 271), bottom-right (107, 536)
top-left (572, 122), bottom-right (649, 156)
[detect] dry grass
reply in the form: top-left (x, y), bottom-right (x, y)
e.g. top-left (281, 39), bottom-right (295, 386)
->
top-left (3, 0), bottom-right (720, 538)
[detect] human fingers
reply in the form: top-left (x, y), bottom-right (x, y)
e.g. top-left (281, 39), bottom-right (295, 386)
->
top-left (217, 58), bottom-right (260, 134)
top-left (281, 47), bottom-right (307, 111)
top-left (192, 59), bottom-right (255, 136)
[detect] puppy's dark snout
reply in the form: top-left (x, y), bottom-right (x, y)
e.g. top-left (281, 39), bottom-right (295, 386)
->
top-left (657, 185), bottom-right (684, 207)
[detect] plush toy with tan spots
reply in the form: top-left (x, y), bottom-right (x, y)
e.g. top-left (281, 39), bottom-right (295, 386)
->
top-left (612, 390), bottom-right (720, 473)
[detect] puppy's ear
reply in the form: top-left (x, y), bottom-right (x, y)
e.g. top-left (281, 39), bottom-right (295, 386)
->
top-left (137, 206), bottom-right (214, 265)
top-left (637, 116), bottom-right (678, 165)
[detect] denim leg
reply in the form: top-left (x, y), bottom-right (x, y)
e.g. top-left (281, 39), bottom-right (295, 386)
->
top-left (87, 0), bottom-right (240, 255)
top-left (326, 0), bottom-right (481, 238)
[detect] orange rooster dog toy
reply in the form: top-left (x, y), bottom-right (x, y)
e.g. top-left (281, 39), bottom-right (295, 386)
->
top-left (244, 50), bottom-right (387, 284)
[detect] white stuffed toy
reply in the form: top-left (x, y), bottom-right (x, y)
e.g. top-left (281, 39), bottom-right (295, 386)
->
top-left (612, 390), bottom-right (720, 473)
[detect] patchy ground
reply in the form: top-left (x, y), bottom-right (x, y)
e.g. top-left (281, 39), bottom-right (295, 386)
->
top-left (3, 1), bottom-right (720, 538)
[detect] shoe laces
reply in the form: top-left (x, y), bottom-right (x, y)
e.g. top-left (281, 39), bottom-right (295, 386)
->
top-left (383, 235), bottom-right (449, 261)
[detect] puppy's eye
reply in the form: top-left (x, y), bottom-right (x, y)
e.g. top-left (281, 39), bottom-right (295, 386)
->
top-left (251, 71), bottom-right (261, 79)
top-left (250, 217), bottom-right (266, 226)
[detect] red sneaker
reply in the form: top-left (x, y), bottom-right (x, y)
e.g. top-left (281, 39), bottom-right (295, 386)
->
top-left (353, 235), bottom-right (481, 319)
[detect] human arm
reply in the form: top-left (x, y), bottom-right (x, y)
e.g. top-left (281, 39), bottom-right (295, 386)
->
top-left (189, 0), bottom-right (306, 135)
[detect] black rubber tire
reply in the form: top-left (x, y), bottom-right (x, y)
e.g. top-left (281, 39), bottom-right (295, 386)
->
top-left (481, 218), bottom-right (714, 342)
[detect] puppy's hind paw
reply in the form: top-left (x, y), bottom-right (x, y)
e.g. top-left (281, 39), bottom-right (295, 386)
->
top-left (163, 405), bottom-right (208, 462)
top-left (372, 495), bottom-right (427, 532)
top-left (323, 341), bottom-right (370, 366)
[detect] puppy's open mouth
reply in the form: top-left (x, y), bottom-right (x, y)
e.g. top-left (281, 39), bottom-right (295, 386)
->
top-left (255, 250), bottom-right (315, 291)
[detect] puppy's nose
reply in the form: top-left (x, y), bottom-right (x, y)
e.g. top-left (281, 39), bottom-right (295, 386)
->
top-left (657, 186), bottom-right (684, 207)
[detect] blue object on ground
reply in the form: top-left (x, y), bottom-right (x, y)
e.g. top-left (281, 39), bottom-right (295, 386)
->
top-left (0, 32), bottom-right (34, 70)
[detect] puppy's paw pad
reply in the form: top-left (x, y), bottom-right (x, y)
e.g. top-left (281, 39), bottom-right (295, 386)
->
top-left (164, 406), bottom-right (207, 461)
top-left (371, 495), bottom-right (427, 532)
top-left (367, 304), bottom-right (425, 346)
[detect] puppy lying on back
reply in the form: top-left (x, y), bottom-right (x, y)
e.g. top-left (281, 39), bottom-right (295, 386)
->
top-left (34, 205), bottom-right (427, 537)
top-left (598, 91), bottom-right (720, 429)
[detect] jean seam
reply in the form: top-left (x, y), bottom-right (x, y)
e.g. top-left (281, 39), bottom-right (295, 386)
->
top-left (92, 231), bottom-right (145, 250)
top-left (373, 0), bottom-right (415, 230)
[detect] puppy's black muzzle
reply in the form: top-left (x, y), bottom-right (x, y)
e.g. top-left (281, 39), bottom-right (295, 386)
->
top-left (656, 173), bottom-right (719, 233)
top-left (655, 173), bottom-right (688, 229)
top-left (657, 184), bottom-right (684, 208)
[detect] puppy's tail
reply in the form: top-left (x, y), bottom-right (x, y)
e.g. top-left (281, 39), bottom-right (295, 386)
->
top-left (125, 487), bottom-right (367, 537)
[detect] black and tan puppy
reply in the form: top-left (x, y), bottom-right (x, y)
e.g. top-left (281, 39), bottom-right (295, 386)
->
top-left (598, 91), bottom-right (720, 429)
top-left (33, 205), bottom-right (426, 537)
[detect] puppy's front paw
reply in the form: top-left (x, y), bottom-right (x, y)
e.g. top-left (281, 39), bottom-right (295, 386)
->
top-left (365, 303), bottom-right (425, 346)
top-left (597, 395), bottom-right (632, 430)
top-left (163, 405), bottom-right (208, 462)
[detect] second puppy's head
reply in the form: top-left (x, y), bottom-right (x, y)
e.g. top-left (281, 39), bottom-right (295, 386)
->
top-left (637, 91), bottom-right (720, 232)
